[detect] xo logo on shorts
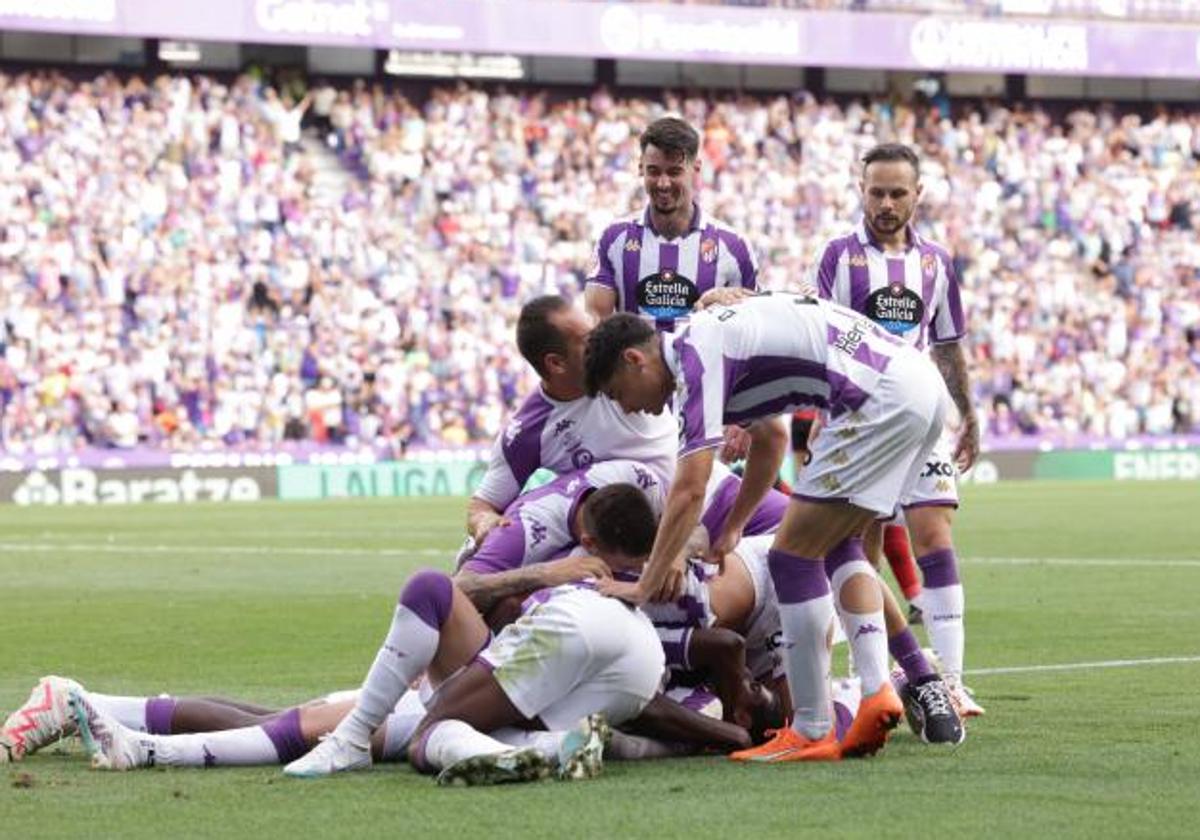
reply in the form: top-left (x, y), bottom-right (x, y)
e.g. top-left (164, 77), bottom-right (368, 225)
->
top-left (921, 460), bottom-right (955, 478)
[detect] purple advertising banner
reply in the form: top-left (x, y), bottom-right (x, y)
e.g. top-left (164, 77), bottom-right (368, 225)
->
top-left (1, 1), bottom-right (1198, 78)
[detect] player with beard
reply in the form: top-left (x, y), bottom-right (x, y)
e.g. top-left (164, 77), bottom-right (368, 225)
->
top-left (812, 143), bottom-right (982, 717)
top-left (585, 117), bottom-right (757, 332)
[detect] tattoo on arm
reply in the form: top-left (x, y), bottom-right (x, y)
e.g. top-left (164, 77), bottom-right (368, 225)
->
top-left (931, 342), bottom-right (975, 424)
top-left (453, 566), bottom-right (555, 614)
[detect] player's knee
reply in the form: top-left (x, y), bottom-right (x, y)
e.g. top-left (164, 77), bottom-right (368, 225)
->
top-left (399, 569), bottom-right (454, 629)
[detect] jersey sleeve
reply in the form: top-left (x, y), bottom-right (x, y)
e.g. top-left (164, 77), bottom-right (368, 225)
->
top-left (813, 239), bottom-right (843, 302)
top-left (472, 394), bottom-right (553, 509)
top-left (928, 250), bottom-right (966, 344)
top-left (586, 223), bottom-right (623, 290)
top-left (719, 229), bottom-right (759, 291)
top-left (672, 321), bottom-right (727, 457)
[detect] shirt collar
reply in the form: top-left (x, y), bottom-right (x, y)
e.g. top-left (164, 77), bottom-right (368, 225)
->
top-left (644, 202), bottom-right (703, 239)
top-left (857, 218), bottom-right (918, 253)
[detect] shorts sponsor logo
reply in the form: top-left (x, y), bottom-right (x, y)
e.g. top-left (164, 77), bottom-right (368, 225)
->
top-left (637, 270), bottom-right (698, 320)
top-left (865, 284), bottom-right (925, 336)
top-left (921, 460), bottom-right (956, 479)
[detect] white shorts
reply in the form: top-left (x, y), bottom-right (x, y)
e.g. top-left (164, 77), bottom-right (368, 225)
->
top-left (479, 586), bottom-right (665, 731)
top-left (794, 350), bottom-right (946, 516)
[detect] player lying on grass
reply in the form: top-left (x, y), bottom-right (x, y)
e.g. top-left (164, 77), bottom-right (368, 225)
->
top-left (647, 533), bottom-right (963, 746)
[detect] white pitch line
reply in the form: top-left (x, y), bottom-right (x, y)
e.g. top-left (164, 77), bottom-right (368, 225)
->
top-left (967, 655), bottom-right (1200, 676)
top-left (964, 556), bottom-right (1200, 569)
top-left (1, 542), bottom-right (1198, 568)
top-left (0, 541), bottom-right (451, 559)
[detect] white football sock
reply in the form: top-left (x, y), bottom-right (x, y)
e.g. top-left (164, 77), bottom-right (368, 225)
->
top-left (150, 726), bottom-right (279, 767)
top-left (379, 690), bottom-right (426, 762)
top-left (490, 728), bottom-right (568, 765)
top-left (922, 584), bottom-right (965, 678)
top-left (419, 720), bottom-right (510, 772)
top-left (337, 603), bottom-right (442, 746)
top-left (87, 694), bottom-right (153, 731)
top-left (829, 560), bottom-right (890, 696)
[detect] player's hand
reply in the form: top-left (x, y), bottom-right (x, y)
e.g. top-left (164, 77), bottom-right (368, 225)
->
top-left (648, 564), bottom-right (686, 602)
top-left (696, 287), bottom-right (752, 311)
top-left (954, 419), bottom-right (980, 473)
top-left (551, 555), bottom-right (613, 585)
top-left (707, 524), bottom-right (742, 569)
top-left (471, 514), bottom-right (511, 544)
top-left (597, 577), bottom-right (648, 606)
top-left (719, 426), bottom-right (751, 463)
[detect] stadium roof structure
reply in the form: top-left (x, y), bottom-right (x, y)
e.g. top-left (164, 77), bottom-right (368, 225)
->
top-left (2, 0), bottom-right (1200, 79)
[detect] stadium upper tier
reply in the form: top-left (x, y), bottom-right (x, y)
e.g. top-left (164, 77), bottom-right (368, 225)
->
top-left (573, 0), bottom-right (1200, 24)
top-left (0, 72), bottom-right (1196, 455)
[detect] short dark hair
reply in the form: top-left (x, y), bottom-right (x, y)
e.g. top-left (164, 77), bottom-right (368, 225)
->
top-left (583, 313), bottom-right (656, 397)
top-left (581, 483), bottom-right (657, 558)
top-left (862, 143), bottom-right (920, 176)
top-left (516, 295), bottom-right (571, 377)
top-left (640, 117), bottom-right (700, 161)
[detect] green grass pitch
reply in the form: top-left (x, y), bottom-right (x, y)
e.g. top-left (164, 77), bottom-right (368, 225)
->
top-left (2, 481), bottom-right (1198, 838)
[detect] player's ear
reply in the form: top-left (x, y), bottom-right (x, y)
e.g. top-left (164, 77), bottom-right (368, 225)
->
top-left (621, 346), bottom-right (643, 369)
top-left (579, 533), bottom-right (597, 553)
top-left (544, 351), bottom-right (567, 375)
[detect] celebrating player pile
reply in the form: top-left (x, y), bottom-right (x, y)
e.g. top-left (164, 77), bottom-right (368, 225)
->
top-left (4, 126), bottom-right (978, 782)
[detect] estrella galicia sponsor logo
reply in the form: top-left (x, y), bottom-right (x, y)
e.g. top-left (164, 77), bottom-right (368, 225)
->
top-left (637, 270), bottom-right (698, 321)
top-left (866, 283), bottom-right (925, 336)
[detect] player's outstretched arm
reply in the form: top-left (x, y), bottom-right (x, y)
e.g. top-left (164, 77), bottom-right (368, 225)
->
top-left (453, 555), bottom-right (612, 614)
top-left (709, 418), bottom-right (788, 562)
top-left (931, 340), bottom-right (980, 471)
top-left (685, 627), bottom-right (759, 732)
top-left (622, 693), bottom-right (751, 752)
top-left (630, 448), bottom-right (714, 603)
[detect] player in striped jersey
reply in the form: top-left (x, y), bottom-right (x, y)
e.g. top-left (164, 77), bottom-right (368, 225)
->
top-left (466, 296), bottom-right (677, 548)
top-left (585, 293), bottom-right (950, 762)
top-left (585, 117), bottom-right (758, 332)
top-left (813, 143), bottom-right (982, 716)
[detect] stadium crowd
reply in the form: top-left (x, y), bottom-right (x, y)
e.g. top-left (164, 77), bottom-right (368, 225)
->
top-left (0, 70), bottom-right (1197, 454)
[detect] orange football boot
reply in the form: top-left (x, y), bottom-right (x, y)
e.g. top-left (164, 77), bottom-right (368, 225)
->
top-left (729, 726), bottom-right (841, 763)
top-left (840, 682), bottom-right (904, 758)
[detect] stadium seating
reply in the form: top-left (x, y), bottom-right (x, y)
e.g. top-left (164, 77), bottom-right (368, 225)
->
top-left (0, 71), bottom-right (1196, 454)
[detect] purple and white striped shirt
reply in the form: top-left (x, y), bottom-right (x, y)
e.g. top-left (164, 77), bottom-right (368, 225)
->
top-left (812, 221), bottom-right (965, 350)
top-left (462, 459), bottom-right (667, 576)
top-left (473, 388), bottom-right (677, 511)
top-left (665, 293), bottom-right (906, 456)
top-left (587, 203), bottom-right (758, 330)
top-left (464, 460), bottom-right (756, 576)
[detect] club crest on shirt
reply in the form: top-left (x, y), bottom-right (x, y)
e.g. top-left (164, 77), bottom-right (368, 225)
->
top-left (921, 252), bottom-right (937, 276)
top-left (700, 237), bottom-right (718, 264)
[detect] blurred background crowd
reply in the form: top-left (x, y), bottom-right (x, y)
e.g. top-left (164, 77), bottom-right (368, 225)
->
top-left (1, 70), bottom-right (1197, 455)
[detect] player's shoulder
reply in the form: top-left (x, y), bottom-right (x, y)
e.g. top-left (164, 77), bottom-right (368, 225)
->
top-left (702, 212), bottom-right (752, 243)
top-left (816, 227), bottom-right (862, 258)
top-left (501, 389), bottom-right (559, 445)
top-left (595, 213), bottom-right (641, 244)
top-left (913, 229), bottom-right (954, 263)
